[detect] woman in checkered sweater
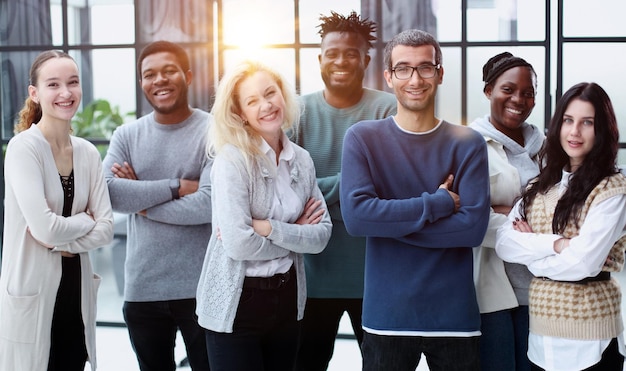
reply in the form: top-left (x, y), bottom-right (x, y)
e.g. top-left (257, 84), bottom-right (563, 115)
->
top-left (496, 82), bottom-right (626, 371)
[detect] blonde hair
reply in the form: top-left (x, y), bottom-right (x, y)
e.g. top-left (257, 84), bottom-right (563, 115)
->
top-left (15, 50), bottom-right (77, 134)
top-left (207, 60), bottom-right (301, 170)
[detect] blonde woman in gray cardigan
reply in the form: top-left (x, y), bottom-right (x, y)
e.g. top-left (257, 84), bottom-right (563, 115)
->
top-left (196, 60), bottom-right (332, 371)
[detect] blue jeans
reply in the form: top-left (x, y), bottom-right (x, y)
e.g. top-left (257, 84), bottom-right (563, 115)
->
top-left (362, 331), bottom-right (480, 371)
top-left (123, 299), bottom-right (210, 371)
top-left (205, 269), bottom-right (300, 371)
top-left (480, 306), bottom-right (530, 371)
top-left (295, 298), bottom-right (363, 371)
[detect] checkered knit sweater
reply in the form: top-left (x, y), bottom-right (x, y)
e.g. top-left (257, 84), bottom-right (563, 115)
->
top-left (526, 173), bottom-right (626, 340)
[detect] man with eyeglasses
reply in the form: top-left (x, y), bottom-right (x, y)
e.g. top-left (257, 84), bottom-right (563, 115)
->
top-left (340, 29), bottom-right (490, 370)
top-left (292, 11), bottom-right (396, 371)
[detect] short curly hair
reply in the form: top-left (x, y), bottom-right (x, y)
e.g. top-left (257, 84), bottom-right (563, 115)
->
top-left (318, 11), bottom-right (377, 50)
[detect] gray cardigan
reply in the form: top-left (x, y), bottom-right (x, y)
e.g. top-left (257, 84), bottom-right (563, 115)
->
top-left (196, 142), bottom-right (332, 333)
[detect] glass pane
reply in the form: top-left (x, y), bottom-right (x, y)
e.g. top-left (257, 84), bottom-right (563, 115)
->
top-left (467, 0), bottom-right (545, 42)
top-left (90, 4), bottom-right (135, 45)
top-left (619, 149), bottom-right (626, 168)
top-left (563, 0), bottom-right (626, 37)
top-left (438, 47), bottom-right (462, 125)
top-left (0, 51), bottom-right (41, 140)
top-left (434, 0), bottom-right (463, 42)
top-left (137, 0), bottom-right (212, 43)
top-left (222, 0), bottom-right (294, 47)
top-left (298, 0), bottom-right (361, 44)
top-left (562, 43), bottom-right (626, 144)
top-left (65, 0), bottom-right (135, 45)
top-left (91, 213), bottom-right (127, 323)
top-left (0, 0), bottom-right (54, 46)
top-left (299, 48), bottom-right (324, 95)
top-left (88, 49), bottom-right (136, 120)
top-left (222, 49), bottom-right (296, 92)
top-left (466, 47), bottom-right (546, 131)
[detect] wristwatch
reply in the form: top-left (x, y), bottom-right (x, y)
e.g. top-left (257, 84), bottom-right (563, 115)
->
top-left (169, 178), bottom-right (180, 199)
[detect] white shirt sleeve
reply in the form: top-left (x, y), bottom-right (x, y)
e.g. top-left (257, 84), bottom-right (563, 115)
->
top-left (496, 194), bottom-right (626, 281)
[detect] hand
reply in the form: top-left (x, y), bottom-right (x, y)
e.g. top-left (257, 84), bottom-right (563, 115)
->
top-left (296, 198), bottom-right (325, 225)
top-left (492, 205), bottom-right (512, 215)
top-left (179, 179), bottom-right (199, 197)
top-left (439, 174), bottom-right (460, 212)
top-left (554, 237), bottom-right (570, 253)
top-left (112, 162), bottom-right (138, 180)
top-left (252, 219), bottom-right (272, 237)
top-left (512, 217), bottom-right (533, 233)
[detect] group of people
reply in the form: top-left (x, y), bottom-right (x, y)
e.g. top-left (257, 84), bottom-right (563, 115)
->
top-left (0, 9), bottom-right (625, 371)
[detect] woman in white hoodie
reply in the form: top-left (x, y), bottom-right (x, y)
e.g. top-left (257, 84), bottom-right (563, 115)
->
top-left (469, 52), bottom-right (545, 371)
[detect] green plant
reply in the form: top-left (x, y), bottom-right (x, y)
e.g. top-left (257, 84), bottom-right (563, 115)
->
top-left (72, 99), bottom-right (134, 139)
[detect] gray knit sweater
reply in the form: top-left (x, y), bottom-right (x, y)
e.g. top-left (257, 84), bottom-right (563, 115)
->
top-left (103, 109), bottom-right (212, 301)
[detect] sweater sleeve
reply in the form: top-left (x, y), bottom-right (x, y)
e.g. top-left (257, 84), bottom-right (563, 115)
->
top-left (144, 156), bottom-right (213, 226)
top-left (212, 152), bottom-right (291, 261)
top-left (340, 125), bottom-right (490, 248)
top-left (394, 136), bottom-right (491, 248)
top-left (5, 136), bottom-right (104, 248)
top-left (56, 143), bottom-right (114, 253)
top-left (266, 152), bottom-right (332, 254)
top-left (497, 195), bottom-right (626, 281)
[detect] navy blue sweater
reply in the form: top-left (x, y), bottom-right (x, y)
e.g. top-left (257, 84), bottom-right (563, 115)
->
top-left (340, 117), bottom-right (490, 333)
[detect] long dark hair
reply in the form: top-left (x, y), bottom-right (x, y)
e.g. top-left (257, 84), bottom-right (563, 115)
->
top-left (519, 82), bottom-right (619, 233)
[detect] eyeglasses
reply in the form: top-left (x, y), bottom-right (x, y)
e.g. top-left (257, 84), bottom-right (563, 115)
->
top-left (391, 64), bottom-right (441, 80)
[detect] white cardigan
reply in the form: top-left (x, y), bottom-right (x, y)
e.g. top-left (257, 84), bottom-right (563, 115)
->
top-left (0, 124), bottom-right (113, 371)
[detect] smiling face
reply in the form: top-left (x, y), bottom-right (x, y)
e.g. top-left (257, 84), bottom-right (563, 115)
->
top-left (29, 57), bottom-right (82, 123)
top-left (140, 51), bottom-right (192, 123)
top-left (384, 44), bottom-right (443, 115)
top-left (485, 66), bottom-right (536, 137)
top-left (319, 31), bottom-right (370, 97)
top-left (560, 98), bottom-right (596, 171)
top-left (237, 71), bottom-right (286, 144)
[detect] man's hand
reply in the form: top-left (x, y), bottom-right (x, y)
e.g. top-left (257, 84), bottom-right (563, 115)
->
top-left (112, 161), bottom-right (137, 180)
top-left (179, 179), bottom-right (199, 197)
top-left (439, 174), bottom-right (460, 212)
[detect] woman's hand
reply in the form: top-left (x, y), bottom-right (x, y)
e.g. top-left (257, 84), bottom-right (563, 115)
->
top-left (296, 198), bottom-right (324, 225)
top-left (512, 217), bottom-right (533, 233)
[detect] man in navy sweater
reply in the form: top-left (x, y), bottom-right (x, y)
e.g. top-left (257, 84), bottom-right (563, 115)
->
top-left (340, 29), bottom-right (490, 370)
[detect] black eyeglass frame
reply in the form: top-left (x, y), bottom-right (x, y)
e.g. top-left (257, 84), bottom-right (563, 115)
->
top-left (390, 64), bottom-right (441, 80)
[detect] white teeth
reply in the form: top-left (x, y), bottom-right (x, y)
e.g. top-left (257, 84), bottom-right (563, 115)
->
top-left (58, 102), bottom-right (72, 107)
top-left (262, 112), bottom-right (277, 120)
top-left (506, 108), bottom-right (522, 115)
top-left (333, 72), bottom-right (348, 75)
top-left (156, 90), bottom-right (170, 96)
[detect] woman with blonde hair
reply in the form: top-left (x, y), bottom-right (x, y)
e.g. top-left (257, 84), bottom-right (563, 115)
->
top-left (196, 60), bottom-right (332, 371)
top-left (0, 50), bottom-right (113, 371)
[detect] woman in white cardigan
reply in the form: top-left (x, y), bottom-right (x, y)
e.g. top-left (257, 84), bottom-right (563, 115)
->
top-left (469, 52), bottom-right (545, 371)
top-left (0, 50), bottom-right (113, 371)
top-left (196, 60), bottom-right (332, 371)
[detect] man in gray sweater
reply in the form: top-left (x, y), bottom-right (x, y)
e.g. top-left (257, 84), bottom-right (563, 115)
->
top-left (103, 41), bottom-right (211, 371)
